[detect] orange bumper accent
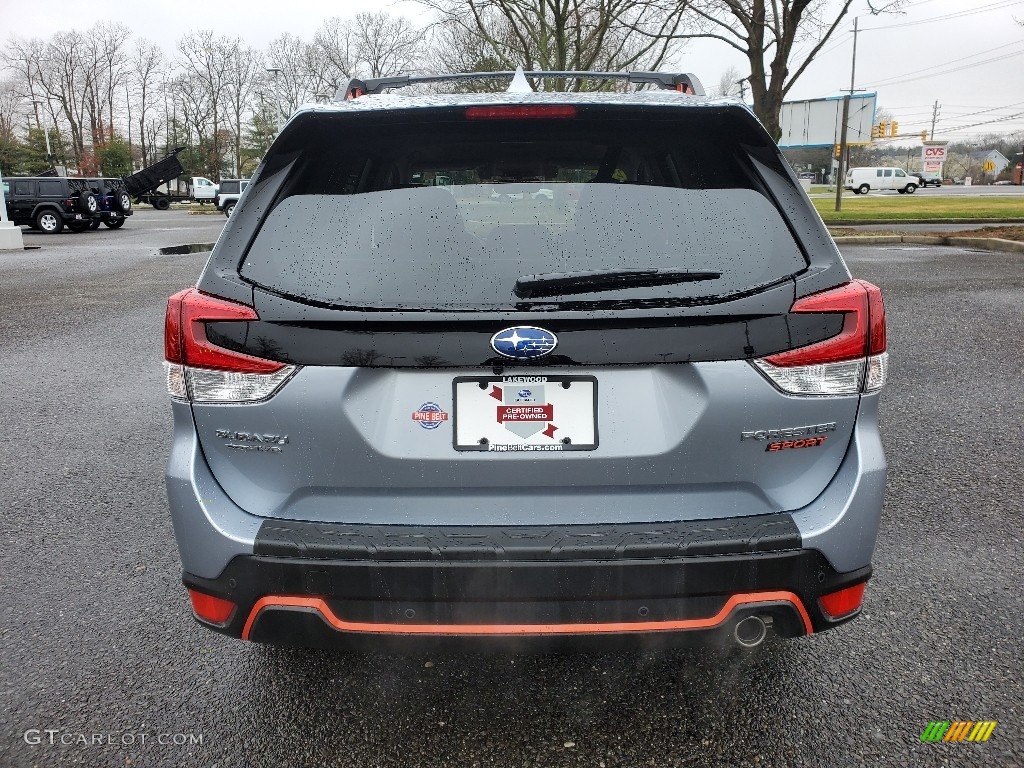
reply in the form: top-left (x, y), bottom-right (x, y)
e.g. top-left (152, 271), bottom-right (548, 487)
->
top-left (241, 590), bottom-right (813, 641)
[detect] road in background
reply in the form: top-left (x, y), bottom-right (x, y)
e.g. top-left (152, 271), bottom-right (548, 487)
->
top-left (1, 215), bottom-right (1021, 767)
top-left (811, 185), bottom-right (1024, 198)
top-left (832, 223), bottom-right (1022, 233)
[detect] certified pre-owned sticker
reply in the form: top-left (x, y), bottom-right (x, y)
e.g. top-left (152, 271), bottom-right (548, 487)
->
top-left (412, 402), bottom-right (449, 429)
top-left (489, 383), bottom-right (559, 441)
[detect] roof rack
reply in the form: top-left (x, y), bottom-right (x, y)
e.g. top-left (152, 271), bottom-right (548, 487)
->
top-left (338, 70), bottom-right (705, 101)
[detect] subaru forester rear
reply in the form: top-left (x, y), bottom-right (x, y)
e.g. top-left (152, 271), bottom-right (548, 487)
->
top-left (165, 71), bottom-right (887, 650)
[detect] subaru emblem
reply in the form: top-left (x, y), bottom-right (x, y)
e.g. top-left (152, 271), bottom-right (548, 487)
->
top-left (490, 326), bottom-right (558, 360)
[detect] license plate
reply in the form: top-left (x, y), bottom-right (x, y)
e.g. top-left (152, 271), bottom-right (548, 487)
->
top-left (452, 375), bottom-right (598, 452)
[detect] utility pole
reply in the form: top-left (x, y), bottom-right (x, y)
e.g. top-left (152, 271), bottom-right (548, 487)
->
top-left (735, 78), bottom-right (748, 101)
top-left (930, 100), bottom-right (940, 140)
top-left (835, 17), bottom-right (859, 212)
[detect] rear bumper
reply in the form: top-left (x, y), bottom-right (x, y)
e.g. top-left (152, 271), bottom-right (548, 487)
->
top-left (182, 518), bottom-right (870, 648)
top-left (166, 393), bottom-right (885, 648)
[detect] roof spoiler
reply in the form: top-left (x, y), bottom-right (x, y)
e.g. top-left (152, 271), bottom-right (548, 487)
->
top-left (338, 71), bottom-right (704, 101)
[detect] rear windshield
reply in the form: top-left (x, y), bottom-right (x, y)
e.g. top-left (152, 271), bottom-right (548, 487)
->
top-left (241, 109), bottom-right (807, 310)
top-left (220, 181), bottom-right (241, 195)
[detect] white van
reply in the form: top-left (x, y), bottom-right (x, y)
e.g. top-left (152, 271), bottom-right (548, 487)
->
top-left (846, 167), bottom-right (918, 195)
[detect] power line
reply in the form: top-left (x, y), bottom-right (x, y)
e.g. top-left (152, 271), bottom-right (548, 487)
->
top-left (859, 0), bottom-right (1024, 31)
top-left (868, 47), bottom-right (1024, 88)
top-left (937, 100), bottom-right (1024, 121)
top-left (941, 111), bottom-right (1024, 132)
top-left (868, 40), bottom-right (1022, 85)
top-left (815, 31), bottom-right (853, 58)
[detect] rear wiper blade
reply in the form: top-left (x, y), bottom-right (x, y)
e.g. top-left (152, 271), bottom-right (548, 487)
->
top-left (513, 268), bottom-right (721, 299)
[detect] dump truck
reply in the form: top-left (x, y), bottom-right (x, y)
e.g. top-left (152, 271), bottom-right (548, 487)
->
top-left (122, 148), bottom-right (218, 209)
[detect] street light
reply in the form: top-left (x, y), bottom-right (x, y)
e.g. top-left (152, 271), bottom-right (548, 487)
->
top-left (264, 68), bottom-right (289, 126)
top-left (32, 99), bottom-right (54, 164)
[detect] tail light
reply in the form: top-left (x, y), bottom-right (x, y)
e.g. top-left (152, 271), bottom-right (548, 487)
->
top-left (819, 582), bottom-right (867, 619)
top-left (188, 588), bottom-right (236, 626)
top-left (164, 288), bottom-right (296, 403)
top-left (752, 279), bottom-right (888, 395)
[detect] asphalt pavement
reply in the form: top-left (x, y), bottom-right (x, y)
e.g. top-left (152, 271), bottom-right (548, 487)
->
top-left (1, 212), bottom-right (1021, 767)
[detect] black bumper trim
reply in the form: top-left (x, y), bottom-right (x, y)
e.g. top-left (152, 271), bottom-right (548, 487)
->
top-left (253, 513), bottom-right (802, 562)
top-left (183, 546), bottom-right (871, 647)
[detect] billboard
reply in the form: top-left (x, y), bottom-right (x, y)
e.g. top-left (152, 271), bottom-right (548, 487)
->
top-left (921, 142), bottom-right (948, 177)
top-left (778, 93), bottom-right (878, 148)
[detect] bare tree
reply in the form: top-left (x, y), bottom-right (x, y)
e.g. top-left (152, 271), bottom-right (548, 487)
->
top-left (130, 39), bottom-right (164, 166)
top-left (0, 76), bottom-right (28, 143)
top-left (264, 33), bottom-right (320, 121)
top-left (2, 37), bottom-right (47, 128)
top-left (224, 40), bottom-right (260, 177)
top-left (352, 11), bottom-right (422, 78)
top-left (713, 64), bottom-right (742, 98)
top-left (178, 31), bottom-right (234, 179)
top-left (422, 0), bottom-right (690, 91)
top-left (170, 69), bottom-right (211, 165)
top-left (631, 0), bottom-right (903, 138)
top-left (36, 31), bottom-right (91, 162)
top-left (313, 17), bottom-right (358, 95)
top-left (91, 22), bottom-right (131, 145)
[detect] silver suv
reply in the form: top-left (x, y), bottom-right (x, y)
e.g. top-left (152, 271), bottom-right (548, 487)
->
top-left (165, 70), bottom-right (888, 650)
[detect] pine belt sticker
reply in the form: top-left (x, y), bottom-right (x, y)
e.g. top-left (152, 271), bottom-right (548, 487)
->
top-left (412, 402), bottom-right (449, 429)
top-left (490, 385), bottom-right (557, 440)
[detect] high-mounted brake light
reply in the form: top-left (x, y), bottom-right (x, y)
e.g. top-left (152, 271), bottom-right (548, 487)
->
top-left (752, 280), bottom-right (888, 395)
top-left (465, 105), bottom-right (577, 120)
top-left (164, 288), bottom-right (296, 403)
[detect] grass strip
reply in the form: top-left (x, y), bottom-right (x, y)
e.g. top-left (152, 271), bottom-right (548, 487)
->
top-left (813, 196), bottom-right (1024, 221)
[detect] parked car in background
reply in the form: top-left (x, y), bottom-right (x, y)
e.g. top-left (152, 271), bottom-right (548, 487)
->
top-left (85, 178), bottom-right (134, 229)
top-left (165, 69), bottom-right (888, 652)
top-left (846, 166), bottom-right (918, 194)
top-left (3, 176), bottom-right (100, 234)
top-left (215, 179), bottom-right (248, 217)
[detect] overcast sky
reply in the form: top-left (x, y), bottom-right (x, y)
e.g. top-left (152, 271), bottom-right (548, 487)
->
top-left (1, 0), bottom-right (1022, 140)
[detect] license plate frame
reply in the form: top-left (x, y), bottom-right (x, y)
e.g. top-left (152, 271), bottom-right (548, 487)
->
top-left (452, 375), bottom-right (598, 452)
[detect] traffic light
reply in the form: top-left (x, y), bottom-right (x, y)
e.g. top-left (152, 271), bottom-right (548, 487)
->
top-left (871, 124), bottom-right (880, 140)
top-left (890, 121), bottom-right (899, 137)
top-left (879, 121), bottom-right (887, 138)
top-left (921, 130), bottom-right (928, 142)
top-left (835, 144), bottom-right (841, 158)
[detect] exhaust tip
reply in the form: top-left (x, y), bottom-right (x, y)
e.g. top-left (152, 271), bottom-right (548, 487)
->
top-left (733, 615), bottom-right (768, 648)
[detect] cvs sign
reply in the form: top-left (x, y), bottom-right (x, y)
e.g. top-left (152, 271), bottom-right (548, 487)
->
top-left (922, 145), bottom-right (947, 161)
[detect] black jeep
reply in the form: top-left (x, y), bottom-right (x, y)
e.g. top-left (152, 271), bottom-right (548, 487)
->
top-left (3, 176), bottom-right (101, 234)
